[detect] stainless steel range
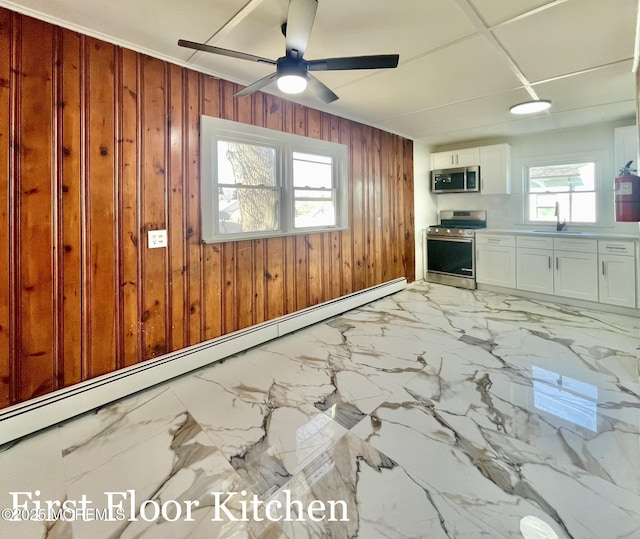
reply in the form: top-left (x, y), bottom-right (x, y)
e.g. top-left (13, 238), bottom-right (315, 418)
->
top-left (425, 210), bottom-right (487, 289)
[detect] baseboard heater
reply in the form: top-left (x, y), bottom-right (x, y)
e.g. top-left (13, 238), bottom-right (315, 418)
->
top-left (0, 278), bottom-right (407, 446)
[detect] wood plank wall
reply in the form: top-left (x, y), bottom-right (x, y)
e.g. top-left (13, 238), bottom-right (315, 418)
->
top-left (0, 9), bottom-right (415, 409)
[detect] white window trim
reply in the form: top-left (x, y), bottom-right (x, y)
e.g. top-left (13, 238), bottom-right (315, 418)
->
top-left (201, 115), bottom-right (349, 243)
top-left (521, 150), bottom-right (611, 227)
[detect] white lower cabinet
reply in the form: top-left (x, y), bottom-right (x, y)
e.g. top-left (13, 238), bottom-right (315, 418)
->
top-left (598, 240), bottom-right (636, 308)
top-left (517, 248), bottom-right (553, 294)
top-left (476, 235), bottom-right (516, 288)
top-left (516, 236), bottom-right (554, 294)
top-left (478, 233), bottom-right (638, 310)
top-left (553, 250), bottom-right (598, 301)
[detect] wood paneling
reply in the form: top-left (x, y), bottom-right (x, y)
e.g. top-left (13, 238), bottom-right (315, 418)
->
top-left (60, 28), bottom-right (83, 385)
top-left (17, 16), bottom-right (56, 401)
top-left (0, 9), bottom-right (13, 407)
top-left (0, 7), bottom-right (415, 409)
top-left (86, 37), bottom-right (118, 378)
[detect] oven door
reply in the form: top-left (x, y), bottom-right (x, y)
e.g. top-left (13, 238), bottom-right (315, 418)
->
top-left (427, 236), bottom-right (474, 278)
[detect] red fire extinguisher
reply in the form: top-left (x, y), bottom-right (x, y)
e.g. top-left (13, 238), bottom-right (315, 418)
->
top-left (615, 161), bottom-right (640, 222)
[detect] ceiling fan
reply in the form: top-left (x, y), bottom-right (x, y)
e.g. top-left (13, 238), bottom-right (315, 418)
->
top-left (178, 0), bottom-right (399, 103)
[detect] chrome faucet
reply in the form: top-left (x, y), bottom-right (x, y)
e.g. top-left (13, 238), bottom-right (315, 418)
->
top-left (554, 201), bottom-right (566, 231)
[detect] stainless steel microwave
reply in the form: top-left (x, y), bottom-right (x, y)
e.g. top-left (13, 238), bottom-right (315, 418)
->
top-left (431, 166), bottom-right (480, 193)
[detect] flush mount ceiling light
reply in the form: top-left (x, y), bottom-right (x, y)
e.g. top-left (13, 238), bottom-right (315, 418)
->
top-left (510, 99), bottom-right (552, 115)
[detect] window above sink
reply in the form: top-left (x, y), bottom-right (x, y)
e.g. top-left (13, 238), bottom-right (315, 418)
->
top-left (522, 150), bottom-right (610, 229)
top-left (527, 161), bottom-right (596, 224)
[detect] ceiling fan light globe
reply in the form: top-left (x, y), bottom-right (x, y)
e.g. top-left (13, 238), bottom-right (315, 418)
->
top-left (277, 74), bottom-right (308, 94)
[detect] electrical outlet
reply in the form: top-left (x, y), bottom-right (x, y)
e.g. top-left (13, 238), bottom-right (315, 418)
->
top-left (148, 230), bottom-right (167, 249)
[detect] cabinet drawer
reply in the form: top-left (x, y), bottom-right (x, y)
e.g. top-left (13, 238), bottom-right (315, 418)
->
top-left (553, 237), bottom-right (597, 253)
top-left (598, 240), bottom-right (635, 256)
top-left (516, 236), bottom-right (553, 249)
top-left (476, 234), bottom-right (515, 247)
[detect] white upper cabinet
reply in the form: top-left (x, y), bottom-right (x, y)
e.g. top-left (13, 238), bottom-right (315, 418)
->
top-left (431, 147), bottom-right (480, 169)
top-left (479, 144), bottom-right (511, 195)
top-left (431, 143), bottom-right (511, 194)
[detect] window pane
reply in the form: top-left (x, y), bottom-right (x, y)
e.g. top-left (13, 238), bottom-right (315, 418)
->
top-left (294, 189), bottom-right (333, 199)
top-left (529, 193), bottom-right (569, 221)
top-left (294, 201), bottom-right (336, 228)
top-left (217, 141), bottom-right (276, 186)
top-left (527, 162), bottom-right (596, 223)
top-left (570, 192), bottom-right (596, 222)
top-left (573, 163), bottom-right (595, 191)
top-left (528, 163), bottom-right (594, 193)
top-left (218, 187), bottom-right (278, 234)
top-left (293, 152), bottom-right (332, 188)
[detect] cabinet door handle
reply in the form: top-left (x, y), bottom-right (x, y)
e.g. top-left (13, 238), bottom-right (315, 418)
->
top-left (555, 257), bottom-right (559, 270)
top-left (602, 261), bottom-right (605, 276)
top-left (548, 255), bottom-right (551, 269)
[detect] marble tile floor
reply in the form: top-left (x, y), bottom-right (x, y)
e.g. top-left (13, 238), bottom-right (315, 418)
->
top-left (1, 281), bottom-right (639, 538)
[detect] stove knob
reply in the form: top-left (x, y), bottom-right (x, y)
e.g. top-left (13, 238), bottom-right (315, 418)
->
top-left (458, 229), bottom-right (463, 234)
top-left (446, 229), bottom-right (451, 233)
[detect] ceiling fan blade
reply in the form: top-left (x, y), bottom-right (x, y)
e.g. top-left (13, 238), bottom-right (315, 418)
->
top-left (307, 54), bottom-right (399, 71)
top-left (234, 72), bottom-right (278, 97)
top-left (177, 39), bottom-right (276, 65)
top-left (285, 0), bottom-right (317, 58)
top-left (307, 74), bottom-right (339, 103)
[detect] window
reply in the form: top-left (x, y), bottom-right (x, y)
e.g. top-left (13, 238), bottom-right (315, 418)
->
top-left (216, 141), bottom-right (279, 235)
top-left (293, 152), bottom-right (336, 228)
top-left (526, 160), bottom-right (597, 224)
top-left (201, 116), bottom-right (348, 243)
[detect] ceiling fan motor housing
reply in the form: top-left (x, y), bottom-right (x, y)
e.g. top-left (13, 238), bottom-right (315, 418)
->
top-left (277, 55), bottom-right (307, 78)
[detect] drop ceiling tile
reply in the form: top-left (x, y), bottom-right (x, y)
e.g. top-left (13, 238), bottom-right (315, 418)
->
top-left (532, 60), bottom-right (635, 113)
top-left (305, 0), bottom-right (478, 59)
top-left (7, 0), bottom-right (246, 61)
top-left (492, 0), bottom-right (636, 82)
top-left (324, 33), bottom-right (523, 121)
top-left (210, 0), bottom-right (290, 62)
top-left (468, 0), bottom-right (552, 26)
top-left (378, 88), bottom-right (532, 143)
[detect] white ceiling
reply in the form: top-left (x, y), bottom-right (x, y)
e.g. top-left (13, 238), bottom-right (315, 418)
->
top-left (3, 0), bottom-right (638, 146)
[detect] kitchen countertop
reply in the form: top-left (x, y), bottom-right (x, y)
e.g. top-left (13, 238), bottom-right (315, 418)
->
top-left (476, 228), bottom-right (640, 241)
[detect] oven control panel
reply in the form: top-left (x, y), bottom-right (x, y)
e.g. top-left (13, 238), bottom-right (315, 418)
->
top-left (427, 227), bottom-right (476, 237)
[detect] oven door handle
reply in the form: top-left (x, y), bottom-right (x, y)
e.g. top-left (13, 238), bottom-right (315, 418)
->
top-left (426, 236), bottom-right (473, 243)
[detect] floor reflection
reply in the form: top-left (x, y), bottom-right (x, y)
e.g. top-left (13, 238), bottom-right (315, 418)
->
top-left (532, 366), bottom-right (598, 431)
